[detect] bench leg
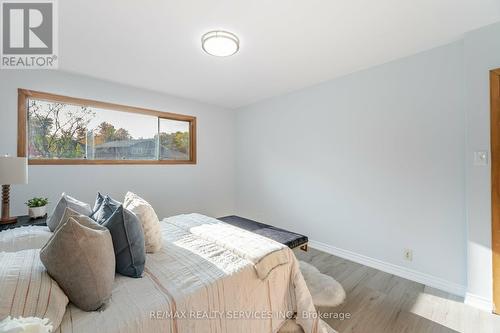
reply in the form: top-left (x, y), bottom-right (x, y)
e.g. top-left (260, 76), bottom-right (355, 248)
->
top-left (300, 244), bottom-right (308, 252)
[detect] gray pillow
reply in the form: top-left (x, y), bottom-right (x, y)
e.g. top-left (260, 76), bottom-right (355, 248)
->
top-left (40, 215), bottom-right (115, 311)
top-left (92, 192), bottom-right (106, 212)
top-left (54, 206), bottom-right (81, 232)
top-left (47, 193), bottom-right (92, 231)
top-left (91, 196), bottom-right (146, 278)
top-left (91, 195), bottom-right (120, 224)
top-left (102, 205), bottom-right (146, 278)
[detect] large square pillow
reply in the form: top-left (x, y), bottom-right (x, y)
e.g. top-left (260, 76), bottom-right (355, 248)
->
top-left (124, 192), bottom-right (162, 253)
top-left (0, 249), bottom-right (68, 329)
top-left (91, 196), bottom-right (146, 278)
top-left (40, 215), bottom-right (115, 311)
top-left (46, 193), bottom-right (92, 231)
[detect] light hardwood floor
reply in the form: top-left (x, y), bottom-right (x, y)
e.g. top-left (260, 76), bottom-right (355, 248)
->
top-left (294, 248), bottom-right (500, 333)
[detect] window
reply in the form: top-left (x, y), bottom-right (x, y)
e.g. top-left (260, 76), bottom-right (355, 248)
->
top-left (18, 89), bottom-right (196, 165)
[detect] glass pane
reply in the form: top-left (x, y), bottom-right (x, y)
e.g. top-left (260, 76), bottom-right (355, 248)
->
top-left (28, 99), bottom-right (95, 159)
top-left (87, 109), bottom-right (158, 160)
top-left (159, 118), bottom-right (190, 160)
top-left (27, 98), bottom-right (158, 161)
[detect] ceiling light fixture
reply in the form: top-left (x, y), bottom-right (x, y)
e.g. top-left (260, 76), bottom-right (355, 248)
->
top-left (201, 30), bottom-right (239, 57)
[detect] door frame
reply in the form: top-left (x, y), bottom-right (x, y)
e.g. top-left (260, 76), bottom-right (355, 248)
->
top-left (491, 68), bottom-right (500, 314)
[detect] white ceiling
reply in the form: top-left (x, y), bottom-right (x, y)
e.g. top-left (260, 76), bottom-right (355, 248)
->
top-left (60, 0), bottom-right (500, 109)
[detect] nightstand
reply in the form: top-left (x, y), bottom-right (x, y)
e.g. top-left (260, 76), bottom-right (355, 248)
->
top-left (0, 215), bottom-right (47, 232)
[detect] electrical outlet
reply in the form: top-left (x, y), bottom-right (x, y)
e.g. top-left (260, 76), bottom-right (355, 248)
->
top-left (404, 249), bottom-right (413, 261)
top-left (474, 151), bottom-right (489, 166)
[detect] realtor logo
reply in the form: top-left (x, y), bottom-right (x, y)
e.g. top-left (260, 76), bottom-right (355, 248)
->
top-left (1, 0), bottom-right (58, 69)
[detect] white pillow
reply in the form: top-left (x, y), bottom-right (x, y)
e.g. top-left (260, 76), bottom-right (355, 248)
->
top-left (0, 226), bottom-right (52, 252)
top-left (0, 250), bottom-right (68, 330)
top-left (123, 192), bottom-right (161, 253)
top-left (46, 193), bottom-right (92, 232)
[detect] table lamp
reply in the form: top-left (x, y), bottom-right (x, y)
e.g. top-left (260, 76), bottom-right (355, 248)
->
top-left (0, 156), bottom-right (28, 224)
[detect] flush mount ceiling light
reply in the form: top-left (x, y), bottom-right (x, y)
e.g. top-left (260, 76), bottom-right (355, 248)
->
top-left (201, 30), bottom-right (239, 57)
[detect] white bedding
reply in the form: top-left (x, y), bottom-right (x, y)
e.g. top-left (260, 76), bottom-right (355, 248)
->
top-left (0, 226), bottom-right (52, 252)
top-left (167, 213), bottom-right (290, 280)
top-left (0, 214), bottom-right (326, 333)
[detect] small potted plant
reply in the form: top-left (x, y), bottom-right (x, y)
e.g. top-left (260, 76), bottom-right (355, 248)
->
top-left (26, 197), bottom-right (49, 219)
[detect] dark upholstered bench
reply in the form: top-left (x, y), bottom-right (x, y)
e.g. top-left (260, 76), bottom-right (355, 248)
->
top-left (217, 215), bottom-right (308, 251)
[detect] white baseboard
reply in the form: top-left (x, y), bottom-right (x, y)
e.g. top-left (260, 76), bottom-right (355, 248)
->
top-left (308, 239), bottom-right (467, 297)
top-left (465, 293), bottom-right (493, 312)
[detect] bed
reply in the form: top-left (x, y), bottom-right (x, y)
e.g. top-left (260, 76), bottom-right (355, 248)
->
top-left (0, 213), bottom-right (331, 333)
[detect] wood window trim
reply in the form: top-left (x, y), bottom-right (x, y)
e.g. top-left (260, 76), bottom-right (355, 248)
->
top-left (17, 89), bottom-right (197, 165)
top-left (491, 68), bottom-right (500, 314)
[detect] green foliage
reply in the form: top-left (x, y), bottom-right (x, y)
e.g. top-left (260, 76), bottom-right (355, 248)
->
top-left (173, 132), bottom-right (189, 153)
top-left (97, 122), bottom-right (131, 142)
top-left (159, 131), bottom-right (189, 154)
top-left (25, 197), bottom-right (49, 208)
top-left (28, 100), bottom-right (95, 159)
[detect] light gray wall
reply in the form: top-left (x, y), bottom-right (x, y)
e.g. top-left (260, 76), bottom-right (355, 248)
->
top-left (464, 21), bottom-right (500, 303)
top-left (0, 71), bottom-right (236, 219)
top-left (1, 21), bottom-right (498, 304)
top-left (235, 41), bottom-right (467, 287)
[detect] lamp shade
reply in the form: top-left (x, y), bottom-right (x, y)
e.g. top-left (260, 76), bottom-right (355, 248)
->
top-left (0, 156), bottom-right (28, 185)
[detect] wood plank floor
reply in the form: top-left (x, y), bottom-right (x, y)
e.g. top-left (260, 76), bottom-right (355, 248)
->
top-left (294, 248), bottom-right (500, 333)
